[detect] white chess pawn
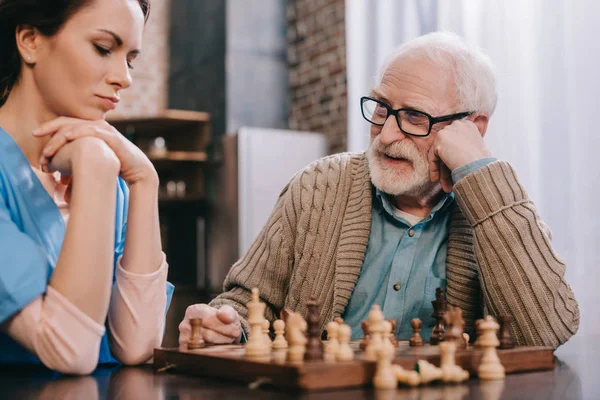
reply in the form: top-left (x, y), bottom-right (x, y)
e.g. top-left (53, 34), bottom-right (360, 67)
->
top-left (373, 345), bottom-right (397, 390)
top-left (325, 321), bottom-right (340, 356)
top-left (272, 319), bottom-right (288, 349)
top-left (392, 365), bottom-right (421, 387)
top-left (336, 324), bottom-right (354, 361)
top-left (416, 360), bottom-right (443, 384)
top-left (439, 340), bottom-right (469, 382)
top-left (477, 316), bottom-right (505, 380)
top-left (365, 305), bottom-right (385, 360)
top-left (262, 319), bottom-right (272, 351)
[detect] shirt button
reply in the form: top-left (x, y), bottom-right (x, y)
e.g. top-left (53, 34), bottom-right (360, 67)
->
top-left (393, 283), bottom-right (401, 291)
top-left (408, 229), bottom-right (415, 237)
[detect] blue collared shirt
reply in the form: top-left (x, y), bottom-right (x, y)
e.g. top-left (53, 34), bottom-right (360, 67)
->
top-left (0, 127), bottom-right (174, 366)
top-left (342, 158), bottom-right (496, 339)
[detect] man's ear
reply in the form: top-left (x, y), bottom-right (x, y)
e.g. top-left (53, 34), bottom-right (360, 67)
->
top-left (15, 24), bottom-right (43, 64)
top-left (471, 114), bottom-right (489, 138)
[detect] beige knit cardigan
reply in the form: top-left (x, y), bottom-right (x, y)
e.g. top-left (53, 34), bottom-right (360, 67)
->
top-left (210, 153), bottom-right (579, 349)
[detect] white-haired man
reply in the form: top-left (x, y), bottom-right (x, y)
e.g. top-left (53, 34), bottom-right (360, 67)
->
top-left (179, 32), bottom-right (579, 349)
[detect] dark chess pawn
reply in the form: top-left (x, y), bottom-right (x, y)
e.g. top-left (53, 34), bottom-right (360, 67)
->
top-left (430, 287), bottom-right (447, 345)
top-left (188, 318), bottom-right (205, 350)
top-left (304, 297), bottom-right (324, 360)
top-left (409, 318), bottom-right (424, 347)
top-left (359, 320), bottom-right (369, 350)
top-left (498, 315), bottom-right (516, 349)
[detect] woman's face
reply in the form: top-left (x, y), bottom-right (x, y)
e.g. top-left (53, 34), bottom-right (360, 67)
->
top-left (31, 0), bottom-right (144, 120)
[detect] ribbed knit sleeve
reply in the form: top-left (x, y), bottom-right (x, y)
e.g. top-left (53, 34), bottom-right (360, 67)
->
top-left (209, 176), bottom-right (298, 336)
top-left (453, 160), bottom-right (579, 348)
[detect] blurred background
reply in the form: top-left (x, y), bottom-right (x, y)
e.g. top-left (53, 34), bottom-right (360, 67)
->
top-left (106, 0), bottom-right (599, 349)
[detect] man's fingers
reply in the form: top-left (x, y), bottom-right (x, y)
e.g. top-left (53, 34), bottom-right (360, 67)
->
top-left (440, 164), bottom-right (453, 193)
top-left (201, 328), bottom-right (238, 344)
top-left (184, 303), bottom-right (215, 320)
top-left (428, 146), bottom-right (440, 182)
top-left (216, 306), bottom-right (239, 325)
top-left (203, 314), bottom-right (241, 339)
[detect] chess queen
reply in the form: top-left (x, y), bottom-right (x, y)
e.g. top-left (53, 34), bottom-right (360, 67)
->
top-left (0, 0), bottom-right (173, 374)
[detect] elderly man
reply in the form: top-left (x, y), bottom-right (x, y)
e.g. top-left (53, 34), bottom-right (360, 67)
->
top-left (179, 32), bottom-right (579, 349)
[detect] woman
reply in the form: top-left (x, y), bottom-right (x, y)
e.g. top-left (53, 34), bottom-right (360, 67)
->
top-left (0, 0), bottom-right (173, 374)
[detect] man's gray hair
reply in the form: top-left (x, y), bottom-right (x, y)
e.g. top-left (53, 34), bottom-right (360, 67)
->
top-left (377, 31), bottom-right (498, 116)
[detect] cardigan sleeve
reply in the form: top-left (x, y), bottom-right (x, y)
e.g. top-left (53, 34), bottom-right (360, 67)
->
top-left (453, 160), bottom-right (579, 349)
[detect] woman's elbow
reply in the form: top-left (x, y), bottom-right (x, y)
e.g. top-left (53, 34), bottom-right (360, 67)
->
top-left (113, 346), bottom-right (154, 366)
top-left (39, 351), bottom-right (99, 375)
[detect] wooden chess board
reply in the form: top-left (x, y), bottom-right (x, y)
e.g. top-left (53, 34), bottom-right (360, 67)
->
top-left (153, 341), bottom-right (554, 391)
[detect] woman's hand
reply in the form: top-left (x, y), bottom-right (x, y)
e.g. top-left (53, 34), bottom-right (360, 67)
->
top-left (35, 117), bottom-right (156, 185)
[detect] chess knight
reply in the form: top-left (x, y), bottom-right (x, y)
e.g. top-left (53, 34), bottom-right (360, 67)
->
top-left (180, 32), bottom-right (579, 350)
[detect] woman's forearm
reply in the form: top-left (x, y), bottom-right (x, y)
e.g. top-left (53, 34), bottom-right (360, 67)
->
top-left (48, 139), bottom-right (120, 324)
top-left (120, 172), bottom-right (163, 274)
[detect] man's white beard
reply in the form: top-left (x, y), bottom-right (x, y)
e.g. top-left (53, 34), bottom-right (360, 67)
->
top-left (366, 136), bottom-right (432, 196)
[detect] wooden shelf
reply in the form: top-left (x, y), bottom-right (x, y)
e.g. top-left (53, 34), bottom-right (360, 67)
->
top-left (149, 151), bottom-right (208, 163)
top-left (108, 109), bottom-right (210, 124)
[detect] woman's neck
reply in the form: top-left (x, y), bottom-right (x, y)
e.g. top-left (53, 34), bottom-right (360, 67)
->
top-left (0, 82), bottom-right (56, 169)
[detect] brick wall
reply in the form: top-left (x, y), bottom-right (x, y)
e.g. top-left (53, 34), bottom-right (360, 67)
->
top-left (288, 0), bottom-right (347, 154)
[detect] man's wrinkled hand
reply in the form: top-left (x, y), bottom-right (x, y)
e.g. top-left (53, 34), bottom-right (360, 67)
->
top-left (178, 304), bottom-right (243, 346)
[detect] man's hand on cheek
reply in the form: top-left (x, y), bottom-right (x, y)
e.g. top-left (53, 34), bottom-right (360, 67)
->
top-left (427, 120), bottom-right (493, 192)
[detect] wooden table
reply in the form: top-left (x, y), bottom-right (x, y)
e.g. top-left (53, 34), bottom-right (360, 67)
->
top-left (0, 334), bottom-right (597, 399)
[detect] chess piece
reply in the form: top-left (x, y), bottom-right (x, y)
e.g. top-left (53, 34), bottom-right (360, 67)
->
top-left (409, 318), bottom-right (424, 347)
top-left (187, 318), bottom-right (205, 350)
top-left (416, 360), bottom-right (443, 384)
top-left (381, 320), bottom-right (396, 357)
top-left (360, 320), bottom-right (370, 350)
top-left (462, 333), bottom-right (470, 348)
top-left (477, 316), bottom-right (505, 380)
top-left (272, 319), bottom-right (288, 349)
top-left (286, 311), bottom-right (308, 363)
top-left (245, 288), bottom-right (269, 357)
top-left (366, 305), bottom-right (385, 360)
top-left (305, 297), bottom-right (324, 360)
top-left (387, 319), bottom-right (399, 347)
top-left (439, 307), bottom-right (469, 382)
top-left (498, 315), bottom-right (515, 349)
top-left (392, 365), bottom-right (421, 387)
top-left (373, 345), bottom-right (397, 390)
top-left (439, 340), bottom-right (469, 382)
top-left (336, 324), bottom-right (354, 361)
top-left (430, 288), bottom-right (447, 345)
top-left (262, 319), bottom-right (272, 350)
top-left (325, 321), bottom-right (340, 356)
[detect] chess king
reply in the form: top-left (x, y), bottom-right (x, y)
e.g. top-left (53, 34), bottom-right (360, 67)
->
top-left (179, 32), bottom-right (579, 350)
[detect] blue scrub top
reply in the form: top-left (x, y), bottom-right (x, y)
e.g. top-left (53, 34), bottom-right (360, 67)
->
top-left (0, 127), bottom-right (174, 366)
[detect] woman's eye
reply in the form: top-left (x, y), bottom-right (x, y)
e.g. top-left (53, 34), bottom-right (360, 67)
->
top-left (94, 44), bottom-right (111, 56)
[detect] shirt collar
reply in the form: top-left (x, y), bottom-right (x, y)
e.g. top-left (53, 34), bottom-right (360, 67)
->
top-left (374, 187), bottom-right (455, 225)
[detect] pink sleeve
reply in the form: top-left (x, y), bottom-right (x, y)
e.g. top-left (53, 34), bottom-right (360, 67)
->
top-left (0, 286), bottom-right (105, 375)
top-left (107, 253), bottom-right (168, 365)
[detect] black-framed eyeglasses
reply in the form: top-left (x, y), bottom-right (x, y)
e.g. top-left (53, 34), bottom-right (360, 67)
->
top-left (360, 96), bottom-right (473, 137)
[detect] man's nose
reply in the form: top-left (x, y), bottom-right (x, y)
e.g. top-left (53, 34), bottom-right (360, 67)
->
top-left (379, 115), bottom-right (407, 145)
